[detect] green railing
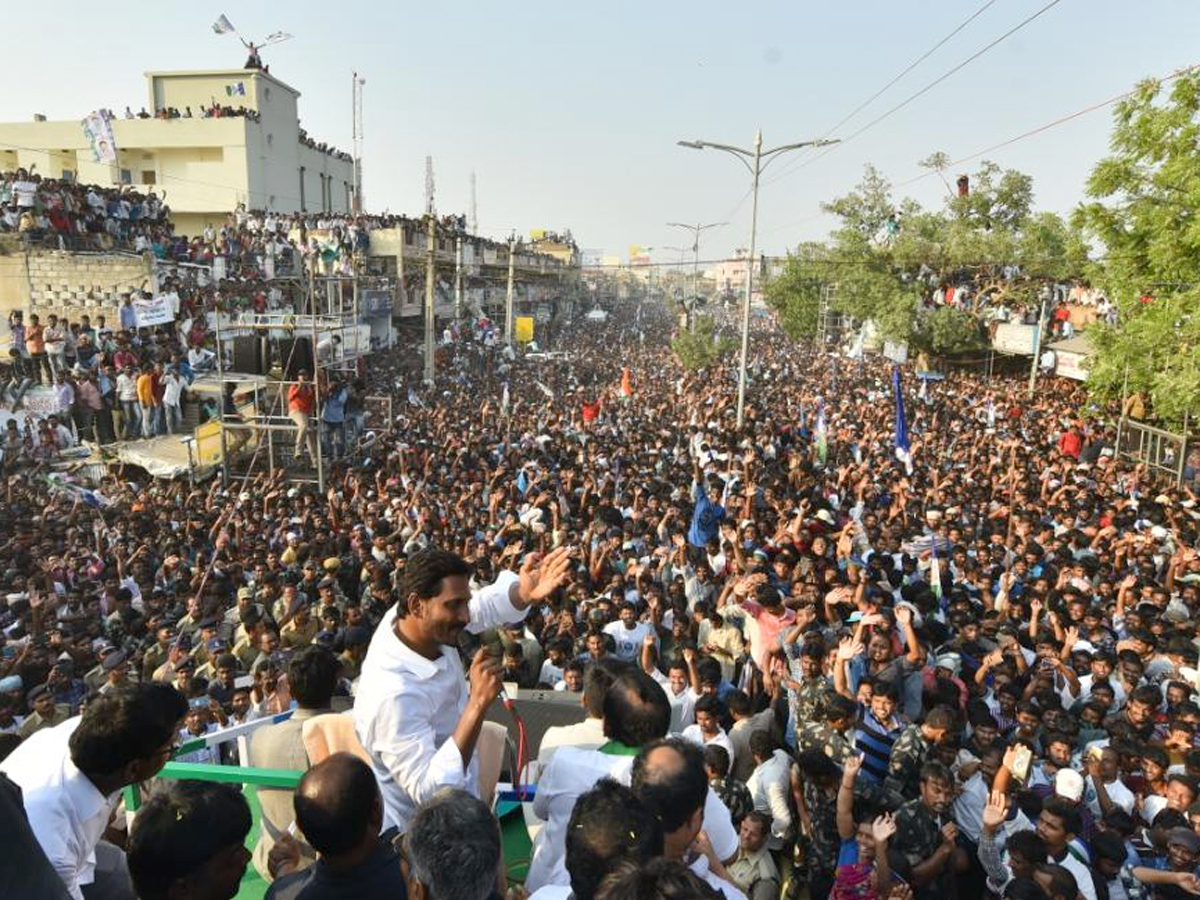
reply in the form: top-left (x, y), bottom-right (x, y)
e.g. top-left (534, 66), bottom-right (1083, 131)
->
top-left (123, 761), bottom-right (305, 812)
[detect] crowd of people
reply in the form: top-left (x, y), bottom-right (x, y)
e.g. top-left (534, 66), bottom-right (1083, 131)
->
top-left (0, 288), bottom-right (1197, 900)
top-left (0, 168), bottom-right (171, 252)
top-left (124, 105), bottom-right (264, 122)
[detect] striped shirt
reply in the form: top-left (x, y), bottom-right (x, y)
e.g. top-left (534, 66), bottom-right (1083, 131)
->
top-left (853, 711), bottom-right (905, 783)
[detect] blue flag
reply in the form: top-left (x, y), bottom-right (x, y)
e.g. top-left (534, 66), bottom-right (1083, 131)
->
top-left (516, 469), bottom-right (529, 495)
top-left (815, 398), bottom-right (828, 466)
top-left (893, 366), bottom-right (912, 474)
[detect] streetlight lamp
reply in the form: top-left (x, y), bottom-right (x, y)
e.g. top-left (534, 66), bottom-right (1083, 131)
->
top-left (667, 220), bottom-right (725, 319)
top-left (678, 132), bottom-right (840, 429)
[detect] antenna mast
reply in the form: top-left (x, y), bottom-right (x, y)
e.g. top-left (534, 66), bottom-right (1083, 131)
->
top-left (469, 171), bottom-right (477, 235)
top-left (424, 156), bottom-right (435, 217)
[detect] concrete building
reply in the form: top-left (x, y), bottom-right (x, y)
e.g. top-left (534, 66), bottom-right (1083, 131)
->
top-left (0, 68), bottom-right (354, 236)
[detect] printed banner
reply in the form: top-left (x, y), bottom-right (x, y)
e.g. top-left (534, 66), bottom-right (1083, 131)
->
top-left (81, 110), bottom-right (117, 165)
top-left (133, 295), bottom-right (176, 328)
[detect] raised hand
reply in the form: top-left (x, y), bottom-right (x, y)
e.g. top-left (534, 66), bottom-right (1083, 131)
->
top-left (843, 754), bottom-right (863, 780)
top-left (871, 813), bottom-right (897, 843)
top-left (982, 790), bottom-right (1008, 831)
top-left (836, 636), bottom-right (864, 662)
top-left (517, 546), bottom-right (572, 605)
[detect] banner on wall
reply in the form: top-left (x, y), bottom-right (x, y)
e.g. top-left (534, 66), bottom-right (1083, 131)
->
top-left (81, 110), bottom-right (117, 165)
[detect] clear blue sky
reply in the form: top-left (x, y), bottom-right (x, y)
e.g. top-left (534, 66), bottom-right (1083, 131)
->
top-left (4, 1), bottom-right (1199, 262)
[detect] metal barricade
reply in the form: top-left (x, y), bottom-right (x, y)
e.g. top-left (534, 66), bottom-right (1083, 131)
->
top-left (1116, 417), bottom-right (1195, 486)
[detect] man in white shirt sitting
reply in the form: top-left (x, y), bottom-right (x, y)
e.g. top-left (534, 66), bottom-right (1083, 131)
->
top-left (1, 683), bottom-right (189, 900)
top-left (537, 658), bottom-right (622, 767)
top-left (527, 669), bottom-right (738, 893)
top-left (353, 545), bottom-right (570, 835)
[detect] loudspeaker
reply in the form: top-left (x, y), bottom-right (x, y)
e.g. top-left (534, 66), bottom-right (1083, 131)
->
top-left (230, 336), bottom-right (264, 375)
top-left (277, 337), bottom-right (314, 378)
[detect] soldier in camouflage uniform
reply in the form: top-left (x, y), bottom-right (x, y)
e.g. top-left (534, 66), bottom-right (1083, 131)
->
top-left (791, 744), bottom-right (895, 900)
top-left (783, 639), bottom-right (830, 746)
top-left (891, 760), bottom-right (964, 900)
top-left (884, 705), bottom-right (956, 802)
top-left (794, 693), bottom-right (856, 765)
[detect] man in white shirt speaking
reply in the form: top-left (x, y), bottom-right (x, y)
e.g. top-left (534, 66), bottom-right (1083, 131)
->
top-left (353, 545), bottom-right (570, 835)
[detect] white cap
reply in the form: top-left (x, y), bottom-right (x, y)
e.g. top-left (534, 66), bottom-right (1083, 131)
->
top-left (1055, 768), bottom-right (1085, 802)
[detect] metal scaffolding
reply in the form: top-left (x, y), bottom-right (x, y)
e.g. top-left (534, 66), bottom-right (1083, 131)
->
top-left (211, 274), bottom-right (370, 490)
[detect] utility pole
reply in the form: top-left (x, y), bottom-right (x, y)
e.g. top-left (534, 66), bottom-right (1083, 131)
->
top-left (1027, 288), bottom-right (1049, 397)
top-left (351, 73), bottom-right (365, 213)
top-left (424, 216), bottom-right (436, 385)
top-left (469, 171), bottom-right (478, 235)
top-left (678, 132), bottom-right (839, 429)
top-left (454, 237), bottom-right (463, 320)
top-left (505, 238), bottom-right (516, 347)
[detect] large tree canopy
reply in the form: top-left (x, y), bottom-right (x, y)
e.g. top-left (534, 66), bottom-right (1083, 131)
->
top-left (765, 159), bottom-right (1085, 357)
top-left (1074, 73), bottom-right (1200, 424)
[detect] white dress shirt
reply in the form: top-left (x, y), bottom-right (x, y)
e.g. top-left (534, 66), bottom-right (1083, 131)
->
top-left (649, 669), bottom-right (696, 730)
top-left (528, 886), bottom-right (573, 900)
top-left (353, 570), bottom-right (523, 833)
top-left (526, 745), bottom-right (738, 893)
top-left (537, 716), bottom-right (606, 766)
top-left (681, 724), bottom-right (736, 769)
top-left (745, 749), bottom-right (794, 849)
top-left (1, 718), bottom-right (119, 900)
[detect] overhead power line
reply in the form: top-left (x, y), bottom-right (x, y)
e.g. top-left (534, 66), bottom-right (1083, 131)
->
top-left (765, 0), bottom-right (1066, 188)
top-left (820, 0), bottom-right (999, 139)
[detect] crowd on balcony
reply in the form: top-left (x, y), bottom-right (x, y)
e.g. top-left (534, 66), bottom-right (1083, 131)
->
top-left (297, 127), bottom-right (352, 161)
top-left (125, 105), bottom-right (263, 122)
top-left (0, 168), bottom-right (171, 252)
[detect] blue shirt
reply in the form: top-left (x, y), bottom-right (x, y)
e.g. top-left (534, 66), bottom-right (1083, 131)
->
top-left (322, 386), bottom-right (348, 424)
top-left (688, 481), bottom-right (725, 548)
top-left (119, 304), bottom-right (137, 330)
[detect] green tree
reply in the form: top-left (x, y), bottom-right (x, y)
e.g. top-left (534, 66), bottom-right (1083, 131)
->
top-left (767, 159), bottom-right (1084, 357)
top-left (671, 314), bottom-right (736, 371)
top-left (1075, 73), bottom-right (1200, 424)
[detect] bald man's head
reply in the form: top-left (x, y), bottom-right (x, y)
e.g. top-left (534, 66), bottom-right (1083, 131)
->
top-left (630, 737), bottom-right (707, 836)
top-left (294, 752), bottom-right (381, 857)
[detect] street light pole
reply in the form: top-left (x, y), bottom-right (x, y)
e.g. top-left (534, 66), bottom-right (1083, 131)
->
top-left (505, 239), bottom-right (516, 347)
top-left (737, 133), bottom-right (763, 432)
top-left (667, 220), bottom-right (725, 322)
top-left (678, 132), bottom-right (839, 429)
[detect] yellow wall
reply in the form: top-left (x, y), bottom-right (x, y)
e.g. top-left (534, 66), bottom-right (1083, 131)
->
top-left (0, 70), bottom-right (352, 220)
top-left (0, 238), bottom-right (31, 341)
